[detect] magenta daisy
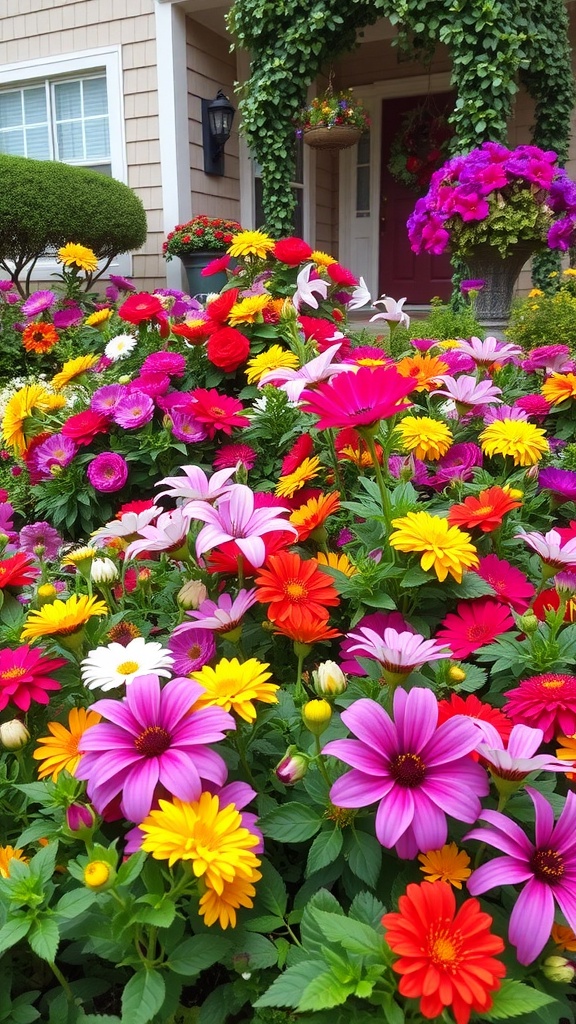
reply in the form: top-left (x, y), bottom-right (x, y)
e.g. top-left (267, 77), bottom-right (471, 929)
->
top-left (167, 626), bottom-right (216, 674)
top-left (213, 443), bottom-right (257, 471)
top-left (181, 588), bottom-right (258, 634)
top-left (466, 787), bottom-right (576, 964)
top-left (474, 554), bottom-right (535, 613)
top-left (21, 290), bottom-right (57, 317)
top-left (504, 673), bottom-right (576, 741)
top-left (324, 687), bottom-right (488, 858)
top-left (75, 672), bottom-right (235, 822)
top-left (189, 389), bottom-right (250, 438)
top-left (112, 391), bottom-right (155, 429)
top-left (300, 364), bottom-right (414, 430)
top-left (436, 598), bottom-right (515, 659)
top-left (183, 484), bottom-right (297, 567)
top-left (0, 645), bottom-right (66, 712)
top-left (344, 625), bottom-right (450, 686)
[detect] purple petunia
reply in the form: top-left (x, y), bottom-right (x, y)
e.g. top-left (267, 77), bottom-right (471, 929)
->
top-left (52, 305), bottom-right (84, 329)
top-left (87, 452), bottom-right (129, 493)
top-left (538, 466), bottom-right (576, 504)
top-left (19, 521), bottom-right (62, 561)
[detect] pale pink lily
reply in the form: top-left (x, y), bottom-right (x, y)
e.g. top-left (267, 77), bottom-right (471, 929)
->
top-left (434, 374), bottom-right (502, 407)
top-left (348, 277), bottom-right (371, 310)
top-left (183, 484), bottom-right (297, 567)
top-left (292, 263), bottom-right (329, 311)
top-left (155, 464), bottom-right (237, 504)
top-left (369, 295), bottom-right (410, 330)
top-left (91, 505), bottom-right (162, 546)
top-left (453, 335), bottom-right (522, 367)
top-left (516, 528), bottom-right (576, 569)
top-left (475, 722), bottom-right (572, 779)
top-left (124, 507), bottom-right (190, 561)
top-left (174, 588), bottom-right (258, 635)
top-left (259, 342), bottom-right (350, 402)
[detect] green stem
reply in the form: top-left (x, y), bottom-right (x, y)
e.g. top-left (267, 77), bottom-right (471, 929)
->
top-left (49, 961), bottom-right (74, 1004)
top-left (361, 430), bottom-right (393, 552)
top-left (313, 733), bottom-right (332, 787)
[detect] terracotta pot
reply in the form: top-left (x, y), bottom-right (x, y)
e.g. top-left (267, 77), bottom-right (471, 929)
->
top-left (303, 125), bottom-right (362, 150)
top-left (463, 242), bottom-right (539, 330)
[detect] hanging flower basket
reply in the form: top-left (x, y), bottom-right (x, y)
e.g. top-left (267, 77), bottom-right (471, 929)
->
top-left (303, 125), bottom-right (363, 150)
top-left (298, 86), bottom-right (369, 152)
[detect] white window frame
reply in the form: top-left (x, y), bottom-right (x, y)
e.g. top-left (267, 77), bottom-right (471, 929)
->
top-left (0, 47), bottom-right (131, 280)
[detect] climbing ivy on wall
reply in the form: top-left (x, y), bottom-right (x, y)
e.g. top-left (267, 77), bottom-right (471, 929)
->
top-left (229, 0), bottom-right (575, 252)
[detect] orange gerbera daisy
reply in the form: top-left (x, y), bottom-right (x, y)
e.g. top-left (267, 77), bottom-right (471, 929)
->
top-left (273, 614), bottom-right (341, 644)
top-left (542, 372), bottom-right (576, 406)
top-left (0, 845), bottom-right (28, 878)
top-left (32, 706), bottom-right (102, 780)
top-left (254, 551), bottom-right (340, 628)
top-left (551, 922), bottom-right (576, 952)
top-left (447, 485), bottom-right (522, 534)
top-left (382, 881), bottom-right (505, 1024)
top-left (396, 352), bottom-right (449, 392)
top-left (290, 491), bottom-right (341, 541)
top-left (22, 322), bottom-right (60, 354)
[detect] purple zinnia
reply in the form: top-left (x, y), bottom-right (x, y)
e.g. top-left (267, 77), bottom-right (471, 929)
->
top-left (167, 626), bottom-right (216, 674)
top-left (169, 410), bottom-right (207, 443)
top-left (76, 672), bottom-right (235, 822)
top-left (141, 351), bottom-right (187, 378)
top-left (112, 391), bottom-right (155, 429)
top-left (19, 521), bottom-right (62, 561)
top-left (466, 787), bottom-right (576, 964)
top-left (538, 467), bottom-right (576, 504)
top-left (324, 687), bottom-right (488, 858)
top-left (90, 384), bottom-right (128, 415)
top-left (21, 290), bottom-right (57, 317)
top-left (30, 433), bottom-right (77, 478)
top-left (87, 452), bottom-right (129, 493)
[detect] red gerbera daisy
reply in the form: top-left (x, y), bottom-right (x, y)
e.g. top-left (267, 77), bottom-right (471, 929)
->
top-left (447, 486), bottom-right (522, 533)
top-left (189, 389), bottom-right (250, 439)
top-left (504, 673), bottom-right (576, 741)
top-left (474, 554), bottom-right (535, 613)
top-left (438, 693), bottom-right (513, 748)
top-left (0, 645), bottom-right (66, 712)
top-left (436, 598), bottom-right (515, 659)
top-left (254, 551), bottom-right (340, 628)
top-left (382, 881), bottom-right (505, 1024)
top-left (281, 434), bottom-right (315, 476)
top-left (0, 553), bottom-right (38, 589)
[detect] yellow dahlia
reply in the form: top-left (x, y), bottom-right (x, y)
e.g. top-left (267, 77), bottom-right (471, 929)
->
top-left (316, 551), bottom-right (358, 577)
top-left (395, 353), bottom-right (449, 392)
top-left (51, 354), bottom-right (100, 389)
top-left (0, 845), bottom-right (28, 878)
top-left (2, 383), bottom-right (56, 454)
top-left (84, 308), bottom-right (112, 328)
top-left (275, 456), bottom-right (321, 498)
top-left (227, 230), bottom-right (275, 260)
top-left (199, 871), bottom-right (262, 929)
top-left (228, 295), bottom-right (271, 326)
top-left (57, 242), bottom-right (99, 273)
top-left (245, 345), bottom-right (299, 385)
top-left (33, 706), bottom-right (102, 780)
top-left (541, 373), bottom-right (576, 406)
top-left (21, 594), bottom-right (108, 641)
top-left (390, 510), bottom-right (479, 583)
top-left (395, 416), bottom-right (453, 461)
top-left (479, 418), bottom-right (549, 466)
top-left (311, 250), bottom-right (337, 267)
top-left (418, 843), bottom-right (472, 889)
top-left (191, 657), bottom-right (278, 723)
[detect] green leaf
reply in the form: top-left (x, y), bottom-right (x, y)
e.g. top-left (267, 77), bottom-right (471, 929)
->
top-left (168, 934), bottom-right (231, 976)
top-left (349, 890), bottom-right (387, 928)
top-left (55, 888), bottom-right (96, 919)
top-left (306, 828), bottom-right (343, 877)
top-left (254, 961), bottom-right (326, 1008)
top-left (257, 859), bottom-right (288, 917)
top-left (235, 931), bottom-right (279, 969)
top-left (298, 970), bottom-right (356, 1012)
top-left (311, 909), bottom-right (385, 957)
top-left (300, 889), bottom-right (343, 955)
top-left (28, 916), bottom-right (60, 962)
top-left (345, 829), bottom-right (382, 889)
top-left (244, 914), bottom-right (285, 932)
top-left (0, 916), bottom-right (31, 954)
top-left (121, 970), bottom-right (166, 1024)
top-left (115, 852), bottom-right (146, 887)
top-left (28, 842), bottom-right (57, 885)
top-left (260, 802), bottom-right (323, 842)
top-left (486, 979), bottom-right (557, 1019)
top-left (399, 565), bottom-right (432, 587)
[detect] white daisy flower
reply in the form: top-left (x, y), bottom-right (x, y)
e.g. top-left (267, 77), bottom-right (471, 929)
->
top-left (104, 333), bottom-right (137, 361)
top-left (81, 637), bottom-right (174, 691)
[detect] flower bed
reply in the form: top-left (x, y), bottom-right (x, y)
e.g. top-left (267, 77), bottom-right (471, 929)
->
top-left (1, 229), bottom-right (576, 1022)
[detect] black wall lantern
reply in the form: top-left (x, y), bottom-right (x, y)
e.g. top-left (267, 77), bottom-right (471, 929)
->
top-left (202, 90), bottom-right (236, 177)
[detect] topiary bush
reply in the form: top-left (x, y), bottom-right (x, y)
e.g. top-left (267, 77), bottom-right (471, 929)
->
top-left (0, 155), bottom-right (147, 293)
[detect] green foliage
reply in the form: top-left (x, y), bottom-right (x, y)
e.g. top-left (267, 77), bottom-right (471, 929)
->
top-left (0, 155), bottom-right (147, 289)
top-left (409, 295), bottom-right (483, 340)
top-left (506, 280), bottom-right (576, 350)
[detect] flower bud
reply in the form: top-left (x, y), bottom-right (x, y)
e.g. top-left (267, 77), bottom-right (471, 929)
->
top-left (66, 803), bottom-right (96, 836)
top-left (302, 698), bottom-right (332, 736)
top-left (518, 610), bottom-right (539, 634)
top-left (83, 860), bottom-right (115, 891)
top-left (542, 955), bottom-right (575, 983)
top-left (177, 579), bottom-right (208, 610)
top-left (275, 746), bottom-right (308, 785)
top-left (118, 374), bottom-right (131, 385)
top-left (0, 719), bottom-right (30, 750)
top-left (313, 660), bottom-right (347, 696)
top-left (448, 665), bottom-right (467, 684)
top-left (0, 534), bottom-right (9, 553)
top-left (36, 583), bottom-right (57, 607)
top-left (91, 557), bottom-right (118, 585)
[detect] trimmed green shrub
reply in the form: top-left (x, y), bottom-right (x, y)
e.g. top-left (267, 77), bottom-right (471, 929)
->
top-left (0, 154), bottom-right (147, 286)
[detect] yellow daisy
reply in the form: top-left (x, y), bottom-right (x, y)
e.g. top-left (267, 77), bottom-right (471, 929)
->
top-left (199, 871), bottom-right (262, 930)
top-left (32, 706), bottom-right (102, 781)
top-left (528, 287), bottom-right (544, 297)
top-left (191, 657), bottom-right (278, 723)
top-left (479, 418), bottom-right (549, 466)
top-left (42, 394), bottom-right (67, 412)
top-left (228, 295), bottom-right (271, 326)
top-left (57, 242), bottom-right (99, 273)
top-left (84, 308), bottom-right (112, 328)
top-left (275, 455), bottom-right (321, 498)
top-left (21, 594), bottom-right (108, 641)
top-left (245, 345), bottom-right (299, 385)
top-left (0, 845), bottom-right (29, 878)
top-left (395, 416), bottom-right (453, 461)
top-left (311, 250), bottom-right (337, 267)
top-left (541, 372), bottom-right (576, 406)
top-left (418, 843), bottom-right (472, 889)
top-left (61, 546), bottom-right (96, 568)
top-left (51, 354), bottom-right (100, 390)
top-left (1, 383), bottom-right (55, 454)
top-left (390, 510), bottom-right (479, 583)
top-left (316, 551), bottom-right (358, 577)
top-left (395, 352), bottom-right (449, 392)
top-left (227, 230), bottom-right (275, 260)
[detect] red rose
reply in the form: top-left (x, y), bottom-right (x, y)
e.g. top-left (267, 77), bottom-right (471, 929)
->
top-left (206, 327), bottom-right (250, 373)
top-left (273, 237), bottom-right (314, 266)
top-left (118, 293), bottom-right (164, 325)
top-left (61, 410), bottom-right (110, 447)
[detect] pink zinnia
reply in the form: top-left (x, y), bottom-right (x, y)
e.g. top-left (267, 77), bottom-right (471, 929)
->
top-left (90, 384), bottom-right (128, 415)
top-left (169, 410), bottom-right (207, 444)
top-left (113, 391), bottom-right (155, 429)
top-left (475, 554), bottom-right (535, 613)
top-left (324, 687), bottom-right (488, 858)
top-left (141, 351), bottom-right (186, 377)
top-left (87, 452), bottom-right (128, 493)
top-left (128, 372), bottom-right (171, 398)
top-left (437, 598), bottom-right (515, 659)
top-left (300, 365), bottom-right (413, 430)
top-left (189, 389), bottom-right (250, 438)
top-left (0, 645), bottom-right (65, 711)
top-left (504, 673), bottom-right (576, 741)
top-left (76, 672), bottom-right (235, 822)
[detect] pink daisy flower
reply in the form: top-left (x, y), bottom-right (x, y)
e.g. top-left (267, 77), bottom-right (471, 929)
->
top-left (344, 626), bottom-right (451, 682)
top-left (300, 364), bottom-right (413, 430)
top-left (0, 645), bottom-right (65, 712)
top-left (167, 626), bottom-right (216, 674)
top-left (189, 389), bottom-right (250, 438)
top-left (504, 673), bottom-right (576, 741)
top-left (339, 611), bottom-right (414, 675)
top-left (436, 598), bottom-right (515, 659)
top-left (516, 528), bottom-right (576, 570)
top-left (180, 588), bottom-right (258, 634)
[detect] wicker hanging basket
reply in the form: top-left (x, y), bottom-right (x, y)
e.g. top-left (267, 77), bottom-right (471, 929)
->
top-left (303, 125), bottom-right (363, 151)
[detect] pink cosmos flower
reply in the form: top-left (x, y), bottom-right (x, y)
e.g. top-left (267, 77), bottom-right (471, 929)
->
top-left (76, 672), bottom-right (235, 822)
top-left (475, 723), bottom-right (572, 780)
top-left (435, 375), bottom-right (502, 407)
top-left (474, 554), bottom-right (535, 613)
top-left (324, 687), bottom-right (488, 858)
top-left (516, 528), bottom-right (576, 569)
top-left (466, 787), bottom-right (576, 964)
top-left (344, 626), bottom-right (451, 676)
top-left (181, 588), bottom-right (258, 634)
top-left (124, 507), bottom-right (190, 561)
top-left (436, 598), bottom-right (515, 659)
top-left (183, 484), bottom-right (297, 567)
top-left (156, 465), bottom-right (237, 504)
top-left (453, 336), bottom-right (522, 367)
top-left (300, 364), bottom-right (413, 430)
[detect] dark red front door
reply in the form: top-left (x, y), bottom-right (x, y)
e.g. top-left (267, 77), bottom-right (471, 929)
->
top-left (379, 94), bottom-right (454, 304)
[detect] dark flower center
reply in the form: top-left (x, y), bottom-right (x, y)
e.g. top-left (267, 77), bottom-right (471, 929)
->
top-left (134, 725), bottom-right (171, 757)
top-left (389, 752), bottom-right (426, 787)
top-left (531, 847), bottom-right (564, 882)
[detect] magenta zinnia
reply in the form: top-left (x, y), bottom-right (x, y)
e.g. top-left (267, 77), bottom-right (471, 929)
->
top-left (75, 672), bottom-right (235, 822)
top-left (504, 673), bottom-right (576, 741)
top-left (300, 365), bottom-right (414, 430)
top-left (0, 646), bottom-right (66, 712)
top-left (436, 598), bottom-right (515, 659)
top-left (324, 687), bottom-right (488, 858)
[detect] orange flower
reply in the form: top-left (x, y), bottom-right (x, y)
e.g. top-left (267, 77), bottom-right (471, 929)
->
top-left (275, 456), bottom-right (321, 499)
top-left (22, 322), bottom-right (60, 354)
top-left (273, 614), bottom-right (341, 644)
top-left (32, 706), bottom-right (102, 780)
top-left (447, 485), bottom-right (522, 534)
top-left (289, 492), bottom-right (341, 541)
top-left (254, 551), bottom-right (340, 628)
top-left (382, 881), bottom-right (505, 1024)
top-left (551, 922), bottom-right (576, 952)
top-left (316, 551), bottom-right (357, 577)
top-left (542, 372), bottom-right (576, 406)
top-left (396, 352), bottom-right (449, 391)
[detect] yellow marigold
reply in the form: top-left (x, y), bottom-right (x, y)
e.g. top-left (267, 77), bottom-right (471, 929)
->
top-left (84, 308), bottom-right (112, 327)
top-left (61, 545), bottom-right (96, 568)
top-left (316, 551), bottom-right (358, 577)
top-left (311, 250), bottom-right (337, 267)
top-left (191, 656), bottom-right (278, 723)
top-left (199, 872), bottom-right (262, 930)
top-left (227, 230), bottom-right (275, 260)
top-left (541, 372), bottom-right (576, 406)
top-left (228, 295), bottom-right (271, 326)
top-left (21, 594), bottom-right (108, 641)
top-left (275, 455), bottom-right (321, 498)
top-left (2, 383), bottom-right (56, 454)
top-left (479, 418), bottom-right (549, 466)
top-left (395, 416), bottom-right (453, 461)
top-left (563, 268), bottom-right (576, 278)
top-left (0, 845), bottom-right (28, 878)
top-left (51, 354), bottom-right (100, 389)
top-left (33, 706), bottom-right (102, 780)
top-left (395, 352), bottom-right (449, 392)
top-left (245, 345), bottom-right (299, 385)
top-left (390, 510), bottom-right (479, 583)
top-left (418, 843), bottom-right (472, 889)
top-left (528, 288), bottom-right (544, 297)
top-left (57, 242), bottom-right (99, 273)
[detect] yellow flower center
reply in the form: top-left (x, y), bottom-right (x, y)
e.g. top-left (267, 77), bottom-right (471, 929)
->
top-left (0, 667), bottom-right (27, 679)
top-left (542, 678), bottom-right (565, 689)
top-left (284, 580), bottom-right (307, 602)
top-left (429, 929), bottom-right (461, 968)
top-left (117, 660), bottom-right (140, 675)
